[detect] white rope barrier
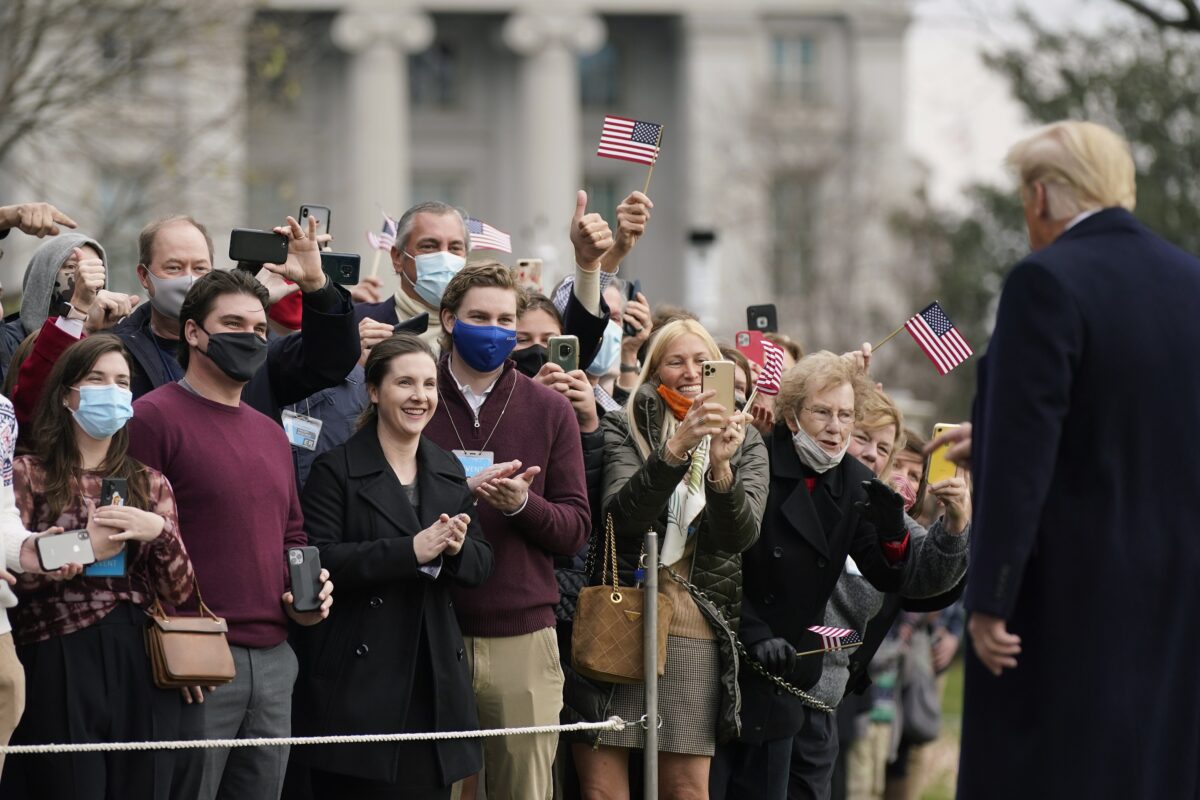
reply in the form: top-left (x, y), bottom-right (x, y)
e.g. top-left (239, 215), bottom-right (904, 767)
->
top-left (0, 717), bottom-right (627, 755)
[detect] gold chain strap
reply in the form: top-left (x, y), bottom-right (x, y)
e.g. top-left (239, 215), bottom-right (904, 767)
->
top-left (661, 564), bottom-right (834, 714)
top-left (600, 515), bottom-right (622, 603)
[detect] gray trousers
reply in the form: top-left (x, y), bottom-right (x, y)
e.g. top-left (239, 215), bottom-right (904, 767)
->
top-left (172, 641), bottom-right (299, 800)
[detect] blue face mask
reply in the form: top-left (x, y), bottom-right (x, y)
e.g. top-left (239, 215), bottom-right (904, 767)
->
top-left (451, 319), bottom-right (517, 373)
top-left (404, 250), bottom-right (466, 307)
top-left (587, 320), bottom-right (624, 377)
top-left (70, 384), bottom-right (134, 440)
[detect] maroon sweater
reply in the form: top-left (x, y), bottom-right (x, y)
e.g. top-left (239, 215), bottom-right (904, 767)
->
top-left (426, 358), bottom-right (590, 637)
top-left (128, 382), bottom-right (306, 648)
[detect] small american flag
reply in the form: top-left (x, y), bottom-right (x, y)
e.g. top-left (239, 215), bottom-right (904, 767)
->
top-left (808, 625), bottom-right (864, 652)
top-left (366, 213), bottom-right (397, 252)
top-left (755, 340), bottom-right (786, 397)
top-left (467, 218), bottom-right (512, 253)
top-left (597, 116), bottom-right (663, 166)
top-left (905, 301), bottom-right (973, 375)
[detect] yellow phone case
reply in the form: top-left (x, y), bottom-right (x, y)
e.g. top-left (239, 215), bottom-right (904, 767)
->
top-left (926, 423), bottom-right (960, 485)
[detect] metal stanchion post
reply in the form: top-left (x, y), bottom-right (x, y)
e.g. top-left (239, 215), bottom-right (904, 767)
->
top-left (643, 529), bottom-right (659, 799)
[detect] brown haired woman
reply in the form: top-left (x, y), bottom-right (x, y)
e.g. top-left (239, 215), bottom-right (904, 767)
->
top-left (0, 334), bottom-right (193, 800)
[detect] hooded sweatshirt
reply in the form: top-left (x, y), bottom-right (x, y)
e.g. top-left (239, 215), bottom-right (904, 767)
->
top-left (18, 233), bottom-right (107, 336)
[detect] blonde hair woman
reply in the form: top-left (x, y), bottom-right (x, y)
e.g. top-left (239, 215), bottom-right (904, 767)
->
top-left (572, 319), bottom-right (769, 799)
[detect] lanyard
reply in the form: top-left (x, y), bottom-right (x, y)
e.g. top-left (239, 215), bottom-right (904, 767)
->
top-left (439, 376), bottom-right (518, 454)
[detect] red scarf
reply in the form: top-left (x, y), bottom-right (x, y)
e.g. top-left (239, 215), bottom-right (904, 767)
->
top-left (656, 384), bottom-right (692, 421)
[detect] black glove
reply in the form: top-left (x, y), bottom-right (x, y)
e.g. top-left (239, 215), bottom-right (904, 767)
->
top-left (854, 479), bottom-right (907, 541)
top-left (751, 637), bottom-right (797, 676)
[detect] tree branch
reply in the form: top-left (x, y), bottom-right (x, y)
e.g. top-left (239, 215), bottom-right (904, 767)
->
top-left (1113, 0), bottom-right (1200, 31)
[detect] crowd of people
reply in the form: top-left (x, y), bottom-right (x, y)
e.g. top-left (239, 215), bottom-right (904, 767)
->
top-left (0, 117), bottom-right (1187, 800)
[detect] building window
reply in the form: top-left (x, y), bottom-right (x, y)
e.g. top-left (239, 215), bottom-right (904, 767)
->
top-left (771, 174), bottom-right (818, 295)
top-left (583, 176), bottom-right (618, 230)
top-left (412, 174), bottom-right (465, 208)
top-left (580, 44), bottom-right (620, 108)
top-left (411, 42), bottom-right (458, 109)
top-left (772, 35), bottom-right (819, 104)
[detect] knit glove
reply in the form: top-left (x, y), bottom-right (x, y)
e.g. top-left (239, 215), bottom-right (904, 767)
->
top-left (855, 478), bottom-right (907, 541)
top-left (751, 637), bottom-right (797, 676)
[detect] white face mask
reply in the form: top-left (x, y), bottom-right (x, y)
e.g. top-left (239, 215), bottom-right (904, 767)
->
top-left (790, 414), bottom-right (849, 473)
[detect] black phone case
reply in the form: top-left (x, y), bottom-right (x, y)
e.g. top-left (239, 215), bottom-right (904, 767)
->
top-left (622, 280), bottom-right (642, 338)
top-left (101, 477), bottom-right (129, 507)
top-left (287, 547), bottom-right (322, 613)
top-left (320, 252), bottom-right (361, 285)
top-left (746, 304), bottom-right (779, 333)
top-left (228, 229), bottom-right (289, 265)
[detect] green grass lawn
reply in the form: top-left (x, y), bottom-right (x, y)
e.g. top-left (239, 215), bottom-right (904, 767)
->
top-left (919, 658), bottom-right (963, 800)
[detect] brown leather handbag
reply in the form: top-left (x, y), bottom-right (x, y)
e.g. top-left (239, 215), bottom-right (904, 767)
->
top-left (572, 516), bottom-right (674, 685)
top-left (144, 581), bottom-right (236, 689)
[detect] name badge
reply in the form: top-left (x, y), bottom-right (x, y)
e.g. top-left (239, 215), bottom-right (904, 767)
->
top-left (452, 450), bottom-right (495, 478)
top-left (282, 410), bottom-right (324, 452)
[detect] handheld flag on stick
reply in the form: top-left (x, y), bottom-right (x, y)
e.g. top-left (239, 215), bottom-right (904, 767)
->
top-left (366, 213), bottom-right (398, 278)
top-left (795, 627), bottom-right (865, 659)
top-left (466, 218), bottom-right (512, 254)
top-left (874, 301), bottom-right (973, 375)
top-left (743, 339), bottom-right (786, 411)
top-left (596, 115), bottom-right (665, 194)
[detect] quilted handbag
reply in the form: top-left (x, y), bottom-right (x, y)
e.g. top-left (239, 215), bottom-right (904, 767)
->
top-left (571, 516), bottom-right (674, 685)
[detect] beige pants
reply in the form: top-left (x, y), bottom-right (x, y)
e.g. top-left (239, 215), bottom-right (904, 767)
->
top-left (454, 627), bottom-right (564, 800)
top-left (0, 632), bottom-right (25, 779)
top-left (847, 721), bottom-right (892, 800)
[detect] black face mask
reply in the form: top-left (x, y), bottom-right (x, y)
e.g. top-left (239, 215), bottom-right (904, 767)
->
top-left (510, 344), bottom-right (548, 378)
top-left (200, 327), bottom-right (269, 382)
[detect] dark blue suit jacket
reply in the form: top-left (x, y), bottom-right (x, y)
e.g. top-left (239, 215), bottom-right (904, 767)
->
top-left (960, 209), bottom-right (1200, 799)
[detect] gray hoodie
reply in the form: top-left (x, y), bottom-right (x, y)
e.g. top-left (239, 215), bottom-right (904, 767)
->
top-left (18, 233), bottom-right (107, 336)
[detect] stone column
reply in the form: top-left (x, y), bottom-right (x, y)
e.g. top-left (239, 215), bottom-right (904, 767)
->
top-left (332, 5), bottom-right (434, 241)
top-left (501, 8), bottom-right (605, 286)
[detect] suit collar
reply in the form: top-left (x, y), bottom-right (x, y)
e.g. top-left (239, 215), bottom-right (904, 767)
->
top-left (1055, 206), bottom-right (1139, 243)
top-left (346, 422), bottom-right (464, 531)
top-left (768, 426), bottom-right (848, 559)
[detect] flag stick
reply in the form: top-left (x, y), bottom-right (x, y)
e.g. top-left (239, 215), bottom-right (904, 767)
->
top-left (642, 125), bottom-right (665, 195)
top-left (795, 641), bottom-right (864, 659)
top-left (873, 322), bottom-right (908, 352)
top-left (744, 387), bottom-right (760, 412)
top-left (369, 248), bottom-right (383, 279)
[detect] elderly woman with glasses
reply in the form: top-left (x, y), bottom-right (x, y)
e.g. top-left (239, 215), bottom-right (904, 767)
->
top-left (710, 351), bottom-right (917, 800)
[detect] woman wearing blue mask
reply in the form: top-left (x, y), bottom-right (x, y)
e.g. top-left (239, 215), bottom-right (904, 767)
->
top-left (0, 335), bottom-right (194, 800)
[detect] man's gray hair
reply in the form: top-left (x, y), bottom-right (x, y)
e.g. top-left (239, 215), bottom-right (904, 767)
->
top-left (395, 201), bottom-right (470, 253)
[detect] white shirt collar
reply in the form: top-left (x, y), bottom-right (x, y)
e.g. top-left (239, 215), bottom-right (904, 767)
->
top-left (448, 354), bottom-right (502, 415)
top-left (1065, 208), bottom-right (1103, 231)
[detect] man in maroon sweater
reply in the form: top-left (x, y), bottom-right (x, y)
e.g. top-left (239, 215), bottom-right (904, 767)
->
top-left (128, 243), bottom-right (333, 800)
top-left (423, 261), bottom-right (589, 799)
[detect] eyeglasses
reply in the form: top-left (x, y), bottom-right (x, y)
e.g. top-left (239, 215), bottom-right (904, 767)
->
top-left (803, 405), bottom-right (855, 427)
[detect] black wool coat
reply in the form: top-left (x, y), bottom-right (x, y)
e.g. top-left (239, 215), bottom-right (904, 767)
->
top-left (961, 208), bottom-right (1200, 799)
top-left (737, 426), bottom-right (905, 743)
top-left (290, 423), bottom-right (493, 787)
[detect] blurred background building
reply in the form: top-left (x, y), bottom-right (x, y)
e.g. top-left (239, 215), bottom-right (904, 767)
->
top-left (0, 0), bottom-right (920, 352)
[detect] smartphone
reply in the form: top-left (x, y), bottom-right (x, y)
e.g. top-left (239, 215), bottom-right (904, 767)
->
top-left (287, 546), bottom-right (323, 613)
top-left (320, 252), bottom-right (361, 285)
top-left (514, 258), bottom-right (543, 292)
top-left (37, 530), bottom-right (96, 572)
top-left (702, 360), bottom-right (736, 418)
top-left (87, 477), bottom-right (130, 577)
top-left (548, 334), bottom-right (579, 372)
top-left (229, 228), bottom-right (289, 265)
top-left (746, 304), bottom-right (779, 334)
top-left (299, 204), bottom-right (331, 238)
top-left (622, 279), bottom-right (642, 338)
top-left (926, 423), bottom-right (961, 486)
top-left (734, 330), bottom-right (766, 367)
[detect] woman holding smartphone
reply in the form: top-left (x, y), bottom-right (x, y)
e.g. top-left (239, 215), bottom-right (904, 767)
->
top-left (291, 333), bottom-right (493, 800)
top-left (0, 335), bottom-right (193, 800)
top-left (574, 318), bottom-right (770, 799)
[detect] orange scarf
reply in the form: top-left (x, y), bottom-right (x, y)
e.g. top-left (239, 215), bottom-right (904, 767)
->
top-left (656, 384), bottom-right (692, 421)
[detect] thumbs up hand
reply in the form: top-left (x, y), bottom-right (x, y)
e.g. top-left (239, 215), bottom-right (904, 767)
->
top-left (569, 189), bottom-right (614, 270)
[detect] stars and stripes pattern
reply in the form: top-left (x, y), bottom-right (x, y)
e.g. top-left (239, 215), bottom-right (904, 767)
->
top-left (466, 217), bottom-right (512, 253)
top-left (808, 625), bottom-right (864, 652)
top-left (904, 301), bottom-right (973, 375)
top-left (366, 213), bottom-right (397, 252)
top-left (755, 340), bottom-right (787, 397)
top-left (596, 116), bottom-right (663, 166)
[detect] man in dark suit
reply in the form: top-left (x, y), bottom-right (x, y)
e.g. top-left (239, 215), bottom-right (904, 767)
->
top-left (960, 120), bottom-right (1200, 798)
